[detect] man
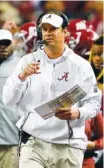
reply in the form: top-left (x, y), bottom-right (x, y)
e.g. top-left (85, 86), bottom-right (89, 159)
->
top-left (0, 29), bottom-right (21, 168)
top-left (89, 36), bottom-right (103, 90)
top-left (2, 10), bottom-right (100, 168)
top-left (89, 35), bottom-right (104, 168)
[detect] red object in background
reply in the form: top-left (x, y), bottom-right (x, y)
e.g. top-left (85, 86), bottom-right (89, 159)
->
top-left (20, 22), bottom-right (36, 37)
top-left (20, 22), bottom-right (37, 53)
top-left (91, 15), bottom-right (103, 36)
top-left (18, 2), bottom-right (36, 23)
top-left (18, 1), bottom-right (34, 15)
top-left (83, 112), bottom-right (103, 168)
top-left (14, 21), bottom-right (37, 53)
top-left (65, 19), bottom-right (98, 59)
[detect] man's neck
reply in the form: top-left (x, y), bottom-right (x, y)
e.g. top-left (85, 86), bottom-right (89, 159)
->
top-left (44, 44), bottom-right (65, 59)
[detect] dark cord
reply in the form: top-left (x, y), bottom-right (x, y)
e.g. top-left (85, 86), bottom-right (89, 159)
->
top-left (67, 120), bottom-right (73, 139)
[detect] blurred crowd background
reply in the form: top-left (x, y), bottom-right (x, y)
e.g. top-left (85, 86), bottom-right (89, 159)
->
top-left (0, 0), bottom-right (103, 36)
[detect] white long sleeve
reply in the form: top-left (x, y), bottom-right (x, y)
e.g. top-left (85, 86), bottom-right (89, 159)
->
top-left (2, 47), bottom-right (101, 149)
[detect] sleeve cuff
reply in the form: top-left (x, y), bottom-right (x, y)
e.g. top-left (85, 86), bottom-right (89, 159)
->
top-left (77, 107), bottom-right (87, 120)
top-left (11, 74), bottom-right (26, 90)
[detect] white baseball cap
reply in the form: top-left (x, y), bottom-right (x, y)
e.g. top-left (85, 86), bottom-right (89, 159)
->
top-left (0, 29), bottom-right (13, 41)
top-left (40, 14), bottom-right (63, 28)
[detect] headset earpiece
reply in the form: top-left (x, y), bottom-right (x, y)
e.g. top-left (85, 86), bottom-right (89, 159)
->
top-left (57, 11), bottom-right (69, 28)
top-left (36, 12), bottom-right (47, 41)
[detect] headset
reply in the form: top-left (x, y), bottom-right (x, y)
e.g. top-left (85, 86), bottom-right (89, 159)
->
top-left (36, 9), bottom-right (69, 42)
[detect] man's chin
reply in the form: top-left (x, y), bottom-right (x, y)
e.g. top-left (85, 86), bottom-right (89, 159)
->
top-left (46, 41), bottom-right (55, 47)
top-left (95, 65), bottom-right (101, 70)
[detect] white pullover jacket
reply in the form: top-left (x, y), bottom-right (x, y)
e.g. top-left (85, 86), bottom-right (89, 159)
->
top-left (2, 45), bottom-right (100, 149)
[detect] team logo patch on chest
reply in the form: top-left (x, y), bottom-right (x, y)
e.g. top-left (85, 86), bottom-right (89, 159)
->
top-left (51, 60), bottom-right (75, 92)
top-left (51, 66), bottom-right (73, 91)
top-left (58, 72), bottom-right (69, 81)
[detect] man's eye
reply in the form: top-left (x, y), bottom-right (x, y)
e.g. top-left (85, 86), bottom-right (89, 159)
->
top-left (92, 53), bottom-right (103, 57)
top-left (92, 53), bottom-right (96, 56)
top-left (43, 28), bottom-right (47, 31)
top-left (42, 27), bottom-right (58, 32)
top-left (52, 27), bottom-right (57, 31)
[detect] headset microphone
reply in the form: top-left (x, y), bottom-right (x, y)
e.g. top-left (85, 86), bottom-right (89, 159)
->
top-left (38, 40), bottom-right (48, 45)
top-left (38, 40), bottom-right (48, 50)
top-left (33, 39), bottom-right (48, 51)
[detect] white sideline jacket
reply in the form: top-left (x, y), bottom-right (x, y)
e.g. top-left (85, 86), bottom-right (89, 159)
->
top-left (2, 45), bottom-right (100, 149)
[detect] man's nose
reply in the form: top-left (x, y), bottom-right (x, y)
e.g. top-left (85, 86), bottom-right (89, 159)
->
top-left (95, 55), bottom-right (101, 60)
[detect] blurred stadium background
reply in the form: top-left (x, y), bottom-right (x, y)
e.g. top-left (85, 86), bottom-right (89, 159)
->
top-left (0, 0), bottom-right (103, 36)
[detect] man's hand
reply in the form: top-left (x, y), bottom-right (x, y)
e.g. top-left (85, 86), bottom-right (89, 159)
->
top-left (3, 21), bottom-right (18, 34)
top-left (55, 107), bottom-right (80, 120)
top-left (18, 62), bottom-right (40, 81)
top-left (87, 141), bottom-right (96, 150)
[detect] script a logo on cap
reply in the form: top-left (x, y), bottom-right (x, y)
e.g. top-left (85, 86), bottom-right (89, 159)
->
top-left (46, 14), bottom-right (52, 19)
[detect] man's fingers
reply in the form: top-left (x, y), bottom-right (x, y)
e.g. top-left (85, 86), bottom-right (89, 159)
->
top-left (56, 107), bottom-right (71, 113)
top-left (31, 62), bottom-right (40, 66)
top-left (24, 64), bottom-right (40, 74)
top-left (19, 62), bottom-right (41, 81)
top-left (55, 112), bottom-right (72, 120)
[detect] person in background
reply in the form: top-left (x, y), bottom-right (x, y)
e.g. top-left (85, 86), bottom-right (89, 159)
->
top-left (2, 20), bottom-right (26, 58)
top-left (83, 36), bottom-right (104, 168)
top-left (83, 112), bottom-right (103, 168)
top-left (89, 36), bottom-right (104, 91)
top-left (65, 19), bottom-right (103, 168)
top-left (0, 2), bottom-right (22, 28)
top-left (87, 36), bottom-right (104, 168)
top-left (65, 18), bottom-right (98, 60)
top-left (0, 29), bottom-right (21, 168)
top-left (13, 21), bottom-right (38, 55)
top-left (85, 1), bottom-right (103, 36)
top-left (2, 10), bottom-right (100, 168)
top-left (3, 20), bottom-right (19, 35)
